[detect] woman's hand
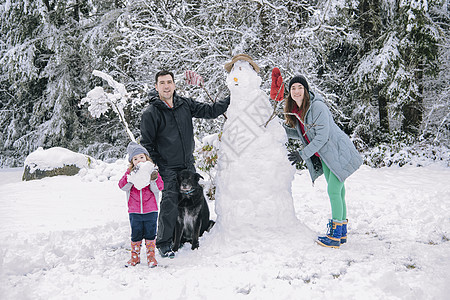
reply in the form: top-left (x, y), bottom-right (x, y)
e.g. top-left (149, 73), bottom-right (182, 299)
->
top-left (288, 151), bottom-right (303, 165)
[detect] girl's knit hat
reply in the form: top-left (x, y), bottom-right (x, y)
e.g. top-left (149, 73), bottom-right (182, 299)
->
top-left (127, 142), bottom-right (149, 162)
top-left (288, 75), bottom-right (309, 93)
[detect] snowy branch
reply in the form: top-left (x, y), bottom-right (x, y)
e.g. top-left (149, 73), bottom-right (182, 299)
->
top-left (80, 70), bottom-right (136, 142)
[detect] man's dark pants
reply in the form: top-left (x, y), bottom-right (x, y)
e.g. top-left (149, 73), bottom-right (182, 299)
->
top-left (156, 165), bottom-right (196, 250)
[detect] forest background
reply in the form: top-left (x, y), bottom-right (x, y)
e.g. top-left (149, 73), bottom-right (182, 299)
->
top-left (0, 0), bottom-right (448, 168)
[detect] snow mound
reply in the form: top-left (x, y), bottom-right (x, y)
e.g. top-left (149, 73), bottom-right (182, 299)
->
top-left (78, 158), bottom-right (126, 182)
top-left (24, 147), bottom-right (90, 173)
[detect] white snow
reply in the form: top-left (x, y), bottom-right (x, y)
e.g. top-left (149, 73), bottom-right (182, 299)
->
top-left (80, 86), bottom-right (111, 118)
top-left (24, 147), bottom-right (90, 173)
top-left (3, 59), bottom-right (450, 298)
top-left (126, 161), bottom-right (157, 190)
top-left (1, 160), bottom-right (449, 299)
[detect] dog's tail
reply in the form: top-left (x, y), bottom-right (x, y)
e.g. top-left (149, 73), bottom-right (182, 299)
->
top-left (206, 220), bottom-right (215, 232)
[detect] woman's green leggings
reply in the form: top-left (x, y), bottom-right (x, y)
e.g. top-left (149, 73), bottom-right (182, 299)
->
top-left (322, 161), bottom-right (346, 221)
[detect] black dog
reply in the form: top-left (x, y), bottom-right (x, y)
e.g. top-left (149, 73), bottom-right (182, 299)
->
top-left (172, 170), bottom-right (214, 251)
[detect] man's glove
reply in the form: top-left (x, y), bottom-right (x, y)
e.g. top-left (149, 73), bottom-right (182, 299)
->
top-left (288, 151), bottom-right (303, 165)
top-left (185, 70), bottom-right (204, 87)
top-left (270, 67), bottom-right (284, 101)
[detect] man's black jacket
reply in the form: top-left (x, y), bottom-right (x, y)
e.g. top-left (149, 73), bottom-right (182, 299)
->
top-left (140, 91), bottom-right (230, 170)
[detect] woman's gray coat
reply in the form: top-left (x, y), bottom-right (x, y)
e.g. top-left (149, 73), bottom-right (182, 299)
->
top-left (284, 91), bottom-right (363, 183)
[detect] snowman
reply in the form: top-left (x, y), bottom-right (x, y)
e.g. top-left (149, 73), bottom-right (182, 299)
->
top-left (212, 54), bottom-right (313, 246)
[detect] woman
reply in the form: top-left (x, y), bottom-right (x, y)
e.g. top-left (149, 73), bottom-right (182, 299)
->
top-left (283, 75), bottom-right (363, 248)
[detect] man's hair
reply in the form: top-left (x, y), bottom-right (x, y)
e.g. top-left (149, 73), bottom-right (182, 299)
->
top-left (155, 70), bottom-right (174, 83)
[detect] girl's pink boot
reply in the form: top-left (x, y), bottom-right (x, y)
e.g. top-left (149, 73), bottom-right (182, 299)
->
top-left (145, 239), bottom-right (158, 268)
top-left (127, 241), bottom-right (141, 266)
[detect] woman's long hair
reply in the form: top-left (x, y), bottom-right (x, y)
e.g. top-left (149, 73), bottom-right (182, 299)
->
top-left (284, 90), bottom-right (311, 127)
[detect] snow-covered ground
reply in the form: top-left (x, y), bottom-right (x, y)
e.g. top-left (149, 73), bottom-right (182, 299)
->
top-left (1, 162), bottom-right (449, 299)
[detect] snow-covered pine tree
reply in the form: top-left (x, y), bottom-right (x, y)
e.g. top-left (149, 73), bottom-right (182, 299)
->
top-left (395, 0), bottom-right (440, 136)
top-left (1, 0), bottom-right (448, 167)
top-left (421, 0), bottom-right (449, 145)
top-left (0, 0), bottom-right (128, 166)
top-left (343, 0), bottom-right (443, 147)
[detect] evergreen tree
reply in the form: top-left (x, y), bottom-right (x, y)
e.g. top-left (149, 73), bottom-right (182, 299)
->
top-left (395, 0), bottom-right (440, 136)
top-left (0, 0), bottom-right (448, 167)
top-left (346, 0), bottom-right (443, 146)
top-left (0, 0), bottom-right (127, 166)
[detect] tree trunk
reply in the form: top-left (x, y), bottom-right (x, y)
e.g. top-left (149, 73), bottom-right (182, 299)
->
top-left (402, 58), bottom-right (424, 135)
top-left (359, 0), bottom-right (381, 53)
top-left (258, 3), bottom-right (270, 50)
top-left (402, 103), bottom-right (423, 135)
top-left (375, 85), bottom-right (389, 133)
top-left (402, 66), bottom-right (424, 135)
top-left (42, 0), bottom-right (54, 12)
top-left (73, 1), bottom-right (80, 22)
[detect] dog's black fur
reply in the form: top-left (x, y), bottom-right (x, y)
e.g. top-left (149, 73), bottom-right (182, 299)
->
top-left (172, 170), bottom-right (214, 251)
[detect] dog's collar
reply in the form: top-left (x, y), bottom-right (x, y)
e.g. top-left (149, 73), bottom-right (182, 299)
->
top-left (180, 189), bottom-right (195, 195)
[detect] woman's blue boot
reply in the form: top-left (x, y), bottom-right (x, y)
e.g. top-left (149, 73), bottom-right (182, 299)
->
top-left (340, 219), bottom-right (348, 244)
top-left (317, 220), bottom-right (343, 248)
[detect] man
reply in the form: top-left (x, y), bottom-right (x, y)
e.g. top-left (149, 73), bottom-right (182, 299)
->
top-left (140, 70), bottom-right (230, 258)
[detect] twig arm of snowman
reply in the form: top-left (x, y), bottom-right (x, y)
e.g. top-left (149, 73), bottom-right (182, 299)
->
top-left (284, 112), bottom-right (324, 137)
top-left (263, 67), bottom-right (285, 128)
top-left (185, 70), bottom-right (228, 120)
top-left (283, 113), bottom-right (308, 131)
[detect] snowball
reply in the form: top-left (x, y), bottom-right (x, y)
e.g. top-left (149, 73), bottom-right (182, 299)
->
top-left (127, 161), bottom-right (157, 190)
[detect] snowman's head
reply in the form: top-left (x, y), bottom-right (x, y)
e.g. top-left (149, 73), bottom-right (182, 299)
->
top-left (226, 60), bottom-right (262, 94)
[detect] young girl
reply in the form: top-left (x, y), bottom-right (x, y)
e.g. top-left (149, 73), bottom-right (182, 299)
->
top-left (283, 75), bottom-right (363, 248)
top-left (118, 142), bottom-right (164, 267)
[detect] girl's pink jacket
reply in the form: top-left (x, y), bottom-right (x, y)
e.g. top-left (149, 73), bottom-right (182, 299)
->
top-left (118, 169), bottom-right (164, 214)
